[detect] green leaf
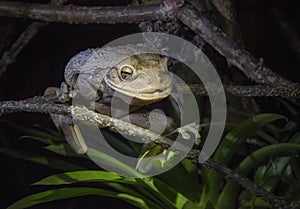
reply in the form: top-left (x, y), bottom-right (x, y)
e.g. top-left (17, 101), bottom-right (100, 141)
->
top-left (200, 114), bottom-right (286, 208)
top-left (107, 182), bottom-right (165, 209)
top-left (20, 128), bottom-right (63, 144)
top-left (7, 187), bottom-right (149, 209)
top-left (251, 156), bottom-right (293, 207)
top-left (5, 122), bottom-right (64, 144)
top-left (101, 129), bottom-right (139, 157)
top-left (238, 143), bottom-right (300, 175)
top-left (140, 177), bottom-right (189, 209)
top-left (32, 124), bottom-right (63, 139)
top-left (33, 170), bottom-right (125, 185)
top-left (87, 148), bottom-right (145, 178)
top-left (254, 154), bottom-right (292, 186)
top-left (215, 114), bottom-right (286, 164)
top-left (158, 159), bottom-right (201, 202)
top-left (216, 143), bottom-right (300, 209)
top-left (0, 147), bottom-right (84, 171)
top-left (20, 135), bottom-right (54, 145)
top-left (182, 201), bottom-right (201, 209)
top-left (45, 143), bottom-right (85, 158)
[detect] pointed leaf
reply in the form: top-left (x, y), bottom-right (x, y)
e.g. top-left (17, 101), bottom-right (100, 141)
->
top-left (215, 114), bottom-right (286, 164)
top-left (87, 148), bottom-right (145, 178)
top-left (7, 187), bottom-right (149, 209)
top-left (141, 177), bottom-right (189, 209)
top-left (201, 114), bottom-right (286, 208)
top-left (158, 159), bottom-right (201, 202)
top-left (0, 147), bottom-right (84, 171)
top-left (45, 143), bottom-right (85, 158)
top-left (34, 170), bottom-right (124, 185)
top-left (182, 201), bottom-right (201, 209)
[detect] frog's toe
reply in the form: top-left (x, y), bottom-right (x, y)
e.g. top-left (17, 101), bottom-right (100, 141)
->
top-left (44, 87), bottom-right (60, 96)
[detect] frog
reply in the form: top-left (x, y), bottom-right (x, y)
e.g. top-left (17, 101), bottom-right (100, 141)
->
top-left (45, 44), bottom-right (174, 154)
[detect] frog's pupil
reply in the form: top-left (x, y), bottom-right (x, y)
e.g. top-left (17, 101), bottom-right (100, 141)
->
top-left (120, 66), bottom-right (133, 80)
top-left (121, 71), bottom-right (131, 79)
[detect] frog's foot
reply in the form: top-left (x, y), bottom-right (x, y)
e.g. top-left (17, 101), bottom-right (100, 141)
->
top-left (44, 83), bottom-right (71, 103)
top-left (167, 122), bottom-right (201, 146)
top-left (59, 82), bottom-right (72, 102)
top-left (136, 144), bottom-right (177, 173)
top-left (44, 87), bottom-right (60, 97)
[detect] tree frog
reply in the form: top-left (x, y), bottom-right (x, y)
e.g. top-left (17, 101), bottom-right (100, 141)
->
top-left (45, 44), bottom-right (174, 154)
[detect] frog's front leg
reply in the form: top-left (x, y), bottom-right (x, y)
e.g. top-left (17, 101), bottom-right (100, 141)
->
top-left (44, 86), bottom-right (88, 154)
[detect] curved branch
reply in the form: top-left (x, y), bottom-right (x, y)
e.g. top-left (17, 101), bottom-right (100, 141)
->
top-left (177, 6), bottom-right (300, 90)
top-left (0, 22), bottom-right (46, 77)
top-left (1, 1), bottom-right (299, 95)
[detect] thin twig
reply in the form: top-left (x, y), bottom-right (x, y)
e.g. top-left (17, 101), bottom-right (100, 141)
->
top-left (0, 0), bottom-right (68, 78)
top-left (176, 83), bottom-right (300, 98)
top-left (0, 22), bottom-right (45, 77)
top-left (224, 85), bottom-right (300, 97)
top-left (0, 96), bottom-right (298, 209)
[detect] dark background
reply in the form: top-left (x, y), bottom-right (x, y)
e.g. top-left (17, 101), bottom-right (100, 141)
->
top-left (0, 0), bottom-right (300, 208)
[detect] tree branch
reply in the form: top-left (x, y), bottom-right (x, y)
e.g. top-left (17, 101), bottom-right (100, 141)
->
top-left (1, 1), bottom-right (299, 95)
top-left (0, 96), bottom-right (298, 209)
top-left (0, 22), bottom-right (45, 77)
top-left (0, 0), bottom-right (68, 78)
top-left (177, 84), bottom-right (300, 98)
top-left (210, 0), bottom-right (244, 45)
top-left (176, 6), bottom-right (300, 90)
top-left (0, 1), bottom-right (174, 24)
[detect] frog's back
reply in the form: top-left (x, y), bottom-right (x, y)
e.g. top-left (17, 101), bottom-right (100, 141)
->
top-left (64, 48), bottom-right (98, 87)
top-left (64, 44), bottom-right (159, 87)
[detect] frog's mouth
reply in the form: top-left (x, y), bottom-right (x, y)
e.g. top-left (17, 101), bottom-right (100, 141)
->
top-left (106, 81), bottom-right (172, 102)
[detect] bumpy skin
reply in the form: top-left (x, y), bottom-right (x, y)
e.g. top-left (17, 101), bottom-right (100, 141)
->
top-left (50, 44), bottom-right (173, 154)
top-left (64, 44), bottom-right (172, 102)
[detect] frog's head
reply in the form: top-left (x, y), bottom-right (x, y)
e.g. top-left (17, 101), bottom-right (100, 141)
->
top-left (104, 54), bottom-right (172, 102)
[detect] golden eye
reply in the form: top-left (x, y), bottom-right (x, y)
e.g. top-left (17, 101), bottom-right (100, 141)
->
top-left (119, 65), bottom-right (136, 80)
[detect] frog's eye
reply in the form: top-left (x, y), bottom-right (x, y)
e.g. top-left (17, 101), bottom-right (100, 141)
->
top-left (119, 65), bottom-right (136, 81)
